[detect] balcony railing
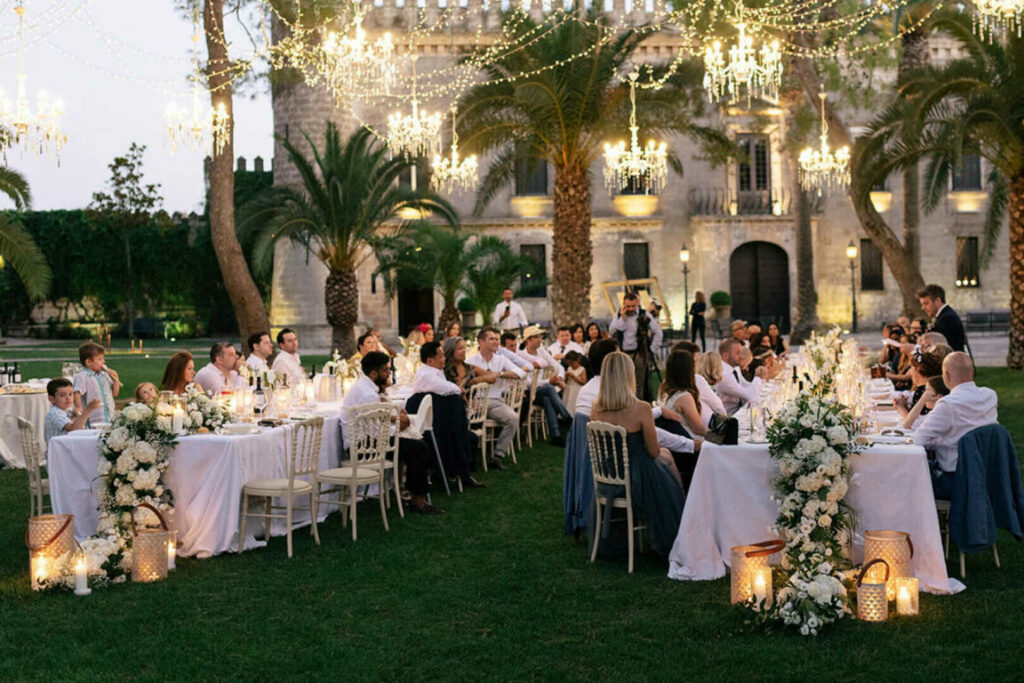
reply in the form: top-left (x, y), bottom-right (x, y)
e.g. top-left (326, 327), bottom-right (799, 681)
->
top-left (687, 188), bottom-right (822, 217)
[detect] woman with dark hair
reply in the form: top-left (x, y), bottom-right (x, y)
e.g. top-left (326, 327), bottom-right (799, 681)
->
top-left (658, 350), bottom-right (707, 438)
top-left (583, 322), bottom-right (603, 353)
top-left (161, 351), bottom-right (196, 395)
top-left (766, 323), bottom-right (789, 357)
top-left (689, 291), bottom-right (707, 351)
top-left (896, 345), bottom-right (952, 428)
top-left (444, 321), bottom-right (462, 340)
top-left (443, 337), bottom-right (494, 391)
top-left (570, 324), bottom-right (585, 348)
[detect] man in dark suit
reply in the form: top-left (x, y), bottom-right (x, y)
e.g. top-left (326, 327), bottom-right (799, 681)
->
top-left (917, 284), bottom-right (967, 352)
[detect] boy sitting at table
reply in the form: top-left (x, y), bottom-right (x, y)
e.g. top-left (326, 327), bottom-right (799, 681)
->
top-left (72, 341), bottom-right (121, 425)
top-left (45, 378), bottom-right (101, 443)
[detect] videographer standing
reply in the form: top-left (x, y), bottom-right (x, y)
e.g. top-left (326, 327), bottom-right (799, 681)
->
top-left (493, 288), bottom-right (529, 332)
top-left (609, 291), bottom-right (662, 401)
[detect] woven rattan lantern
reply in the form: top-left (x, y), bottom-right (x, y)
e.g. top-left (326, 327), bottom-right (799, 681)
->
top-left (131, 504), bottom-right (171, 583)
top-left (864, 530), bottom-right (913, 600)
top-left (857, 558), bottom-right (890, 622)
top-left (730, 540), bottom-right (784, 604)
top-left (26, 514), bottom-right (75, 591)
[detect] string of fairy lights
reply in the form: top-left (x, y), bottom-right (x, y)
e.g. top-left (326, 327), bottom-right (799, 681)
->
top-left (0, 0), bottom-right (1016, 196)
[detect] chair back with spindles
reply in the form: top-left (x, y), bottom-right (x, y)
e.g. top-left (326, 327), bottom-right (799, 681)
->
top-left (18, 418), bottom-right (47, 514)
top-left (466, 382), bottom-right (491, 428)
top-left (288, 416), bottom-right (324, 485)
top-left (502, 376), bottom-right (526, 415)
top-left (585, 421), bottom-right (630, 489)
top-left (347, 403), bottom-right (396, 475)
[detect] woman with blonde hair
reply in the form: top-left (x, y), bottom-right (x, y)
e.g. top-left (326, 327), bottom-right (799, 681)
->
top-left (590, 351), bottom-right (685, 557)
top-left (695, 350), bottom-right (723, 387)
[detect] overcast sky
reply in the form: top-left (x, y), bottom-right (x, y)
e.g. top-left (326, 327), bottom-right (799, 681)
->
top-left (0, 0), bottom-right (273, 213)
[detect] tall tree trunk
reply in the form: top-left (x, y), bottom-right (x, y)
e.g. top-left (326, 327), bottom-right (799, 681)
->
top-left (899, 27), bottom-right (928, 303)
top-left (204, 0), bottom-right (270, 343)
top-left (791, 182), bottom-right (821, 345)
top-left (325, 268), bottom-right (359, 356)
top-left (124, 233), bottom-right (135, 340)
top-left (1007, 173), bottom-right (1024, 369)
top-left (790, 50), bottom-right (926, 318)
top-left (551, 161), bottom-right (592, 326)
top-left (438, 301), bottom-right (459, 333)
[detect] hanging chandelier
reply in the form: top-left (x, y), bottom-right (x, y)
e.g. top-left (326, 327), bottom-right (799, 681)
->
top-left (432, 107), bottom-right (478, 194)
top-left (0, 3), bottom-right (67, 165)
top-left (703, 2), bottom-right (783, 104)
top-left (386, 55), bottom-right (442, 161)
top-left (972, 0), bottom-right (1023, 38)
top-left (603, 71), bottom-right (669, 195)
top-left (319, 12), bottom-right (396, 99)
top-left (798, 87), bottom-right (850, 196)
top-left (164, 10), bottom-right (230, 157)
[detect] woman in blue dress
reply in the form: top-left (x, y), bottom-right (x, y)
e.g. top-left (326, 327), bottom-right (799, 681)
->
top-left (590, 352), bottom-right (685, 557)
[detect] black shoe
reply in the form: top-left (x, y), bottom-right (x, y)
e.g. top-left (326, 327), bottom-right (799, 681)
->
top-left (551, 435), bottom-right (566, 448)
top-left (462, 477), bottom-right (487, 489)
top-left (488, 458), bottom-right (507, 471)
top-left (410, 502), bottom-right (445, 515)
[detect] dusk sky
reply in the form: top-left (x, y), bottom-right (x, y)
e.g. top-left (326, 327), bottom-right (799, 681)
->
top-left (0, 0), bottom-right (273, 213)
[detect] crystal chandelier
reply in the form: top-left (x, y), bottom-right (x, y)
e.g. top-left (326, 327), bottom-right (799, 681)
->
top-left (972, 0), bottom-right (1024, 38)
top-left (319, 12), bottom-right (396, 99)
top-left (164, 10), bottom-right (230, 157)
top-left (0, 4), bottom-right (67, 164)
top-left (798, 87), bottom-right (850, 196)
top-left (703, 2), bottom-right (783, 104)
top-left (432, 107), bottom-right (478, 194)
top-left (603, 71), bottom-right (669, 195)
top-left (386, 55), bottom-right (442, 161)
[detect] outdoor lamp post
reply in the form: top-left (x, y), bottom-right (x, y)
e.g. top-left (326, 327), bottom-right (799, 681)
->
top-left (679, 244), bottom-right (691, 337)
top-left (846, 240), bottom-right (858, 333)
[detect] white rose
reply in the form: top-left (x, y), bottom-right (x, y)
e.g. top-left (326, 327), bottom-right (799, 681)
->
top-left (115, 452), bottom-right (136, 475)
top-left (189, 410), bottom-right (203, 426)
top-left (114, 484), bottom-right (135, 506)
top-left (799, 414), bottom-right (816, 429)
top-left (818, 514), bottom-right (832, 528)
top-left (97, 459), bottom-right (113, 476)
top-left (132, 441), bottom-right (157, 464)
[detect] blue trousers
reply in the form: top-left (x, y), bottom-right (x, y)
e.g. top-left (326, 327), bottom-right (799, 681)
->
top-left (533, 384), bottom-right (570, 438)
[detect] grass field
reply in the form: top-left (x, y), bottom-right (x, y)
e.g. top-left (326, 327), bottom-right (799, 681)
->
top-left (1, 350), bottom-right (1022, 680)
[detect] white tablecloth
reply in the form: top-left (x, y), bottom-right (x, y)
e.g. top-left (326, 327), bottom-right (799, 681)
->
top-left (0, 390), bottom-right (48, 468)
top-left (667, 441), bottom-right (965, 595)
top-left (48, 415), bottom-right (342, 558)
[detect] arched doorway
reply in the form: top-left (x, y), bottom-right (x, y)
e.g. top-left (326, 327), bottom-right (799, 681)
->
top-left (729, 241), bottom-right (791, 333)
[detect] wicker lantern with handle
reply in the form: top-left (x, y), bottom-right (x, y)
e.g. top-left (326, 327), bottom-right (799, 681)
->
top-left (730, 540), bottom-right (785, 604)
top-left (856, 558), bottom-right (890, 622)
top-left (131, 503), bottom-right (171, 583)
top-left (863, 530), bottom-right (913, 600)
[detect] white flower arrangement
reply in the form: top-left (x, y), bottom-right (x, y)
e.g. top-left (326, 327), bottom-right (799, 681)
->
top-left (323, 351), bottom-right (358, 379)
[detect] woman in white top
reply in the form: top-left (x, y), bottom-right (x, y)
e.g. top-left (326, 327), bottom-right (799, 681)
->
top-left (658, 350), bottom-right (707, 437)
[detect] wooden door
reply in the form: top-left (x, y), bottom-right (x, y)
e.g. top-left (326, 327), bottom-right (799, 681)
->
top-left (729, 241), bottom-right (790, 333)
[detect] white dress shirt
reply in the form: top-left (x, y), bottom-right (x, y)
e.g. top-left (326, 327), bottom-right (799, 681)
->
top-left (716, 361), bottom-right (762, 415)
top-left (340, 375), bottom-right (385, 449)
top-left (271, 351), bottom-right (305, 386)
top-left (913, 381), bottom-right (998, 473)
top-left (573, 376), bottom-right (692, 453)
top-left (493, 300), bottom-right (529, 330)
top-left (498, 346), bottom-right (534, 371)
top-left (518, 346), bottom-right (564, 385)
top-left (696, 373), bottom-right (726, 425)
top-left (466, 351), bottom-right (527, 399)
top-left (547, 340), bottom-right (585, 359)
top-left (194, 363), bottom-right (245, 394)
top-left (608, 311), bottom-right (662, 353)
top-left (246, 354), bottom-right (269, 373)
top-left (411, 364), bottom-right (461, 397)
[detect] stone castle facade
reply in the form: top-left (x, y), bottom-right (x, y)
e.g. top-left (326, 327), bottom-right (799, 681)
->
top-left (269, 4), bottom-right (1011, 347)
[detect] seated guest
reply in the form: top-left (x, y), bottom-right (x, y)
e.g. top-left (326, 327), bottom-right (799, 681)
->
top-left (134, 382), bottom-right (158, 405)
top-left (895, 345), bottom-right (951, 429)
top-left (880, 324), bottom-right (906, 370)
top-left (547, 325), bottom-right (585, 361)
top-left (406, 327), bottom-right (427, 348)
top-left (590, 351), bottom-right (685, 556)
top-left (412, 341), bottom-right (462, 398)
top-left (730, 320), bottom-right (748, 346)
top-left (897, 315), bottom-right (911, 331)
top-left (245, 331), bottom-right (273, 373)
top-left (671, 340), bottom-right (726, 423)
top-left (350, 332), bottom-right (380, 364)
top-left (72, 341), bottom-right (120, 424)
top-left (444, 337), bottom-right (494, 392)
top-left (519, 325), bottom-right (572, 447)
top-left (271, 328), bottom-right (304, 386)
top-left (584, 322), bottom-right (605, 353)
top-left (738, 346), bottom-right (755, 382)
top-left (195, 342), bottom-right (246, 394)
top-left (342, 351), bottom-right (443, 514)
top-left (746, 322), bottom-right (762, 339)
top-left (909, 318), bottom-right (928, 342)
top-left (570, 324), bottom-right (587, 351)
top-left (918, 284), bottom-right (967, 352)
top-left (161, 351), bottom-right (196, 395)
top-left (887, 332), bottom-right (914, 391)
top-left (499, 331), bottom-right (534, 371)
top-left (913, 352), bottom-right (997, 499)
top-left (423, 324), bottom-right (435, 343)
top-left (45, 378), bottom-right (99, 442)
top-left (716, 338), bottom-right (764, 414)
top-left (766, 323), bottom-right (789, 357)
top-left (465, 326), bottom-right (527, 469)
top-left (659, 350), bottom-right (707, 438)
top-left (562, 350), bottom-right (587, 414)
top-left (366, 328), bottom-right (397, 357)
top-left (444, 321), bottom-right (462, 340)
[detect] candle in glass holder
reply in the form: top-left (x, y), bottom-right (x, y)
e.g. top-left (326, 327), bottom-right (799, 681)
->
top-left (172, 406), bottom-right (185, 433)
top-left (167, 537), bottom-right (176, 571)
top-left (30, 551), bottom-right (48, 591)
top-left (752, 567), bottom-right (772, 606)
top-left (74, 555), bottom-right (91, 596)
top-left (895, 577), bottom-right (919, 615)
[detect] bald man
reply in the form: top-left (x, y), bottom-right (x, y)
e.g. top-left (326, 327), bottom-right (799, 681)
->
top-left (912, 352), bottom-right (998, 499)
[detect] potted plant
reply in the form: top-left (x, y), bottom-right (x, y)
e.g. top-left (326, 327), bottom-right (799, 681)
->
top-left (458, 297), bottom-right (478, 329)
top-left (710, 290), bottom-right (732, 320)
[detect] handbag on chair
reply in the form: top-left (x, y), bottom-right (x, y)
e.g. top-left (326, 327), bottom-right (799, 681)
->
top-left (704, 413), bottom-right (738, 445)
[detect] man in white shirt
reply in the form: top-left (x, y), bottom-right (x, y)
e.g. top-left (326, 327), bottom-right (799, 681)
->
top-left (466, 326), bottom-right (527, 469)
top-left (547, 326), bottom-right (584, 361)
top-left (341, 352), bottom-right (443, 514)
top-left (716, 338), bottom-right (765, 415)
top-left (412, 341), bottom-right (462, 397)
top-left (499, 331), bottom-right (535, 372)
top-left (271, 328), bottom-right (305, 386)
top-left (730, 321), bottom-right (749, 347)
top-left (194, 342), bottom-right (247, 394)
top-left (913, 352), bottom-right (998, 499)
top-left (245, 331), bottom-right (273, 373)
top-left (493, 288), bottom-right (529, 331)
top-left (519, 325), bottom-right (571, 446)
top-left (671, 340), bottom-right (726, 423)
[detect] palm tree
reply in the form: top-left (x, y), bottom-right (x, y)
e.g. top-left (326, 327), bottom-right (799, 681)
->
top-left (457, 10), bottom-right (730, 326)
top-left (0, 167), bottom-right (50, 300)
top-left (240, 123), bottom-right (458, 355)
top-left (461, 236), bottom-right (545, 326)
top-left (871, 12), bottom-right (1024, 367)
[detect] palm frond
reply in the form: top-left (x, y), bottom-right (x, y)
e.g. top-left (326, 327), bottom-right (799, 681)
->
top-left (0, 215), bottom-right (50, 299)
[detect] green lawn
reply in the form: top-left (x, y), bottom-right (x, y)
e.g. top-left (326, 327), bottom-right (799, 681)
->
top-left (0, 362), bottom-right (1022, 680)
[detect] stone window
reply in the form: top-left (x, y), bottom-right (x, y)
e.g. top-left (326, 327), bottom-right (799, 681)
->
top-left (520, 244), bottom-right (547, 298)
top-left (952, 154), bottom-right (982, 191)
top-left (736, 134), bottom-right (771, 215)
top-left (860, 238), bottom-right (884, 291)
top-left (623, 242), bottom-right (650, 281)
top-left (956, 236), bottom-right (980, 288)
top-left (515, 145), bottom-right (548, 195)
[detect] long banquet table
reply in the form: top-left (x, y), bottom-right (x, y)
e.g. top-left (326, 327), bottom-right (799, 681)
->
top-left (48, 409), bottom-right (342, 558)
top-left (0, 389), bottom-right (48, 468)
top-left (667, 440), bottom-right (966, 594)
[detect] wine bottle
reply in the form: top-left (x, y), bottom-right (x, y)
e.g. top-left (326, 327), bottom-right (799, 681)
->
top-left (310, 364), bottom-right (317, 379)
top-left (253, 377), bottom-right (266, 416)
top-left (12, 363), bottom-right (21, 384)
top-left (0, 363), bottom-right (7, 386)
